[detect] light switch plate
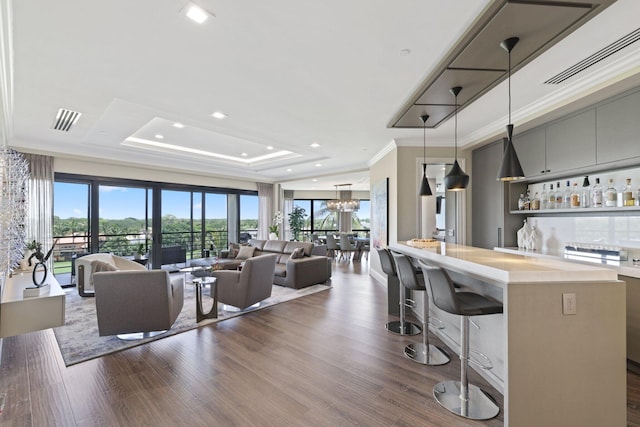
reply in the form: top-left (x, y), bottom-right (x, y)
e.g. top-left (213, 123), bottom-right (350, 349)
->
top-left (563, 293), bottom-right (577, 315)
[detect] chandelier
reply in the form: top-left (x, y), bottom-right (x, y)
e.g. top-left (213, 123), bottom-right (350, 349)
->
top-left (327, 184), bottom-right (360, 212)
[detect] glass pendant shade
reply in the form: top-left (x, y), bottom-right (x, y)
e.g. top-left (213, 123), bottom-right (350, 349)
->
top-left (444, 86), bottom-right (468, 191)
top-left (497, 37), bottom-right (525, 181)
top-left (419, 114), bottom-right (433, 196)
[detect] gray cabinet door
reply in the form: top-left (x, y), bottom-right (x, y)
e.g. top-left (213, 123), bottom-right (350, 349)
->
top-left (513, 128), bottom-right (546, 178)
top-left (546, 109), bottom-right (596, 173)
top-left (472, 140), bottom-right (504, 249)
top-left (597, 89), bottom-right (640, 165)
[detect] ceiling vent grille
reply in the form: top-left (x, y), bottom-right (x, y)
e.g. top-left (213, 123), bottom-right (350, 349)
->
top-left (544, 28), bottom-right (640, 84)
top-left (52, 108), bottom-right (82, 131)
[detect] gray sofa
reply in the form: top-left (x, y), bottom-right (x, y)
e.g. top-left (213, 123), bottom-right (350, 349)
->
top-left (248, 239), bottom-right (331, 289)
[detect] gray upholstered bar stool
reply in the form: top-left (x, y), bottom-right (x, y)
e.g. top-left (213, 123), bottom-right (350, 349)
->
top-left (376, 248), bottom-right (420, 336)
top-left (392, 252), bottom-right (449, 365)
top-left (420, 263), bottom-right (502, 421)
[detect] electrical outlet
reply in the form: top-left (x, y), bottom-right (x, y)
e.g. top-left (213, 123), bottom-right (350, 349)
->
top-left (562, 293), bottom-right (577, 315)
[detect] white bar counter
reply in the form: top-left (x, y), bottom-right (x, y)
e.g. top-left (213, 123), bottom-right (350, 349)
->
top-left (390, 241), bottom-right (626, 427)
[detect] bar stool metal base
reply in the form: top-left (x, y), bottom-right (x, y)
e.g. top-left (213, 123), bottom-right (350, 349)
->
top-left (385, 320), bottom-right (421, 335)
top-left (433, 380), bottom-right (499, 421)
top-left (403, 343), bottom-right (450, 365)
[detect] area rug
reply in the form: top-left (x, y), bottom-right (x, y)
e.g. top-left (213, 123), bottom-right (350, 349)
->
top-left (53, 279), bottom-right (331, 366)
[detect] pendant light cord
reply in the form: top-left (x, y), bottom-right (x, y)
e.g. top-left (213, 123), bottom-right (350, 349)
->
top-left (508, 48), bottom-right (512, 124)
top-left (423, 119), bottom-right (426, 164)
top-left (454, 93), bottom-right (458, 160)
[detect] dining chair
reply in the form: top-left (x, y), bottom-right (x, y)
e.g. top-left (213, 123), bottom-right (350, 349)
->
top-left (325, 234), bottom-right (340, 260)
top-left (339, 234), bottom-right (357, 262)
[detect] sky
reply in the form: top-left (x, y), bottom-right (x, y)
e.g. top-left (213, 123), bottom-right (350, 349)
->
top-left (53, 183), bottom-right (258, 219)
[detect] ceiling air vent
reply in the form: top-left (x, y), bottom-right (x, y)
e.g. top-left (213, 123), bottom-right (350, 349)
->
top-left (544, 28), bottom-right (640, 84)
top-left (52, 108), bottom-right (82, 131)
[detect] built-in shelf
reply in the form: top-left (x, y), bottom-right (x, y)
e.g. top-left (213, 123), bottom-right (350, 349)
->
top-left (510, 206), bottom-right (640, 214)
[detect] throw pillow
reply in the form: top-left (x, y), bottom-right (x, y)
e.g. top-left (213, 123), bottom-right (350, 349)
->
top-left (290, 247), bottom-right (305, 259)
top-left (228, 242), bottom-right (241, 258)
top-left (235, 245), bottom-right (256, 259)
top-left (90, 260), bottom-right (118, 288)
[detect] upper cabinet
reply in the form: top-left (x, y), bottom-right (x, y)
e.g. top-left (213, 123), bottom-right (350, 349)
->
top-left (546, 109), bottom-right (596, 172)
top-left (513, 110), bottom-right (596, 179)
top-left (513, 128), bottom-right (546, 177)
top-left (596, 89), bottom-right (640, 165)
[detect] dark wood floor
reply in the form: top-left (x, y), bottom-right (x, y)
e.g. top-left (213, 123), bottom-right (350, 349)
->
top-left (0, 260), bottom-right (639, 426)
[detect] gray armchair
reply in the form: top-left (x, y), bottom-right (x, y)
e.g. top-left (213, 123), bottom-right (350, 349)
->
top-left (93, 269), bottom-right (184, 339)
top-left (211, 254), bottom-right (277, 310)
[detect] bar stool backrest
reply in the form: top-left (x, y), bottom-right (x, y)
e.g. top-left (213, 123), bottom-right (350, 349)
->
top-left (420, 264), bottom-right (462, 315)
top-left (391, 252), bottom-right (425, 291)
top-left (376, 248), bottom-right (396, 277)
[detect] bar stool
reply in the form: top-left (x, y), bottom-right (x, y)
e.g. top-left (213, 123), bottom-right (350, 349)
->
top-left (376, 248), bottom-right (420, 336)
top-left (420, 263), bottom-right (502, 420)
top-left (392, 252), bottom-right (450, 365)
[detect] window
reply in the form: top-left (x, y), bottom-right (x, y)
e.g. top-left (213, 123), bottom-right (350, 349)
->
top-left (292, 198), bottom-right (370, 236)
top-left (240, 194), bottom-right (258, 240)
top-left (53, 173), bottom-right (256, 282)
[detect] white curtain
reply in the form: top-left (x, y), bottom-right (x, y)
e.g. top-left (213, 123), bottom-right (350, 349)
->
top-left (24, 153), bottom-right (54, 269)
top-left (257, 182), bottom-right (274, 240)
top-left (283, 189), bottom-right (294, 241)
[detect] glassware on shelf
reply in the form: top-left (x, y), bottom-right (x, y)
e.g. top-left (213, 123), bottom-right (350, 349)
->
top-left (547, 183), bottom-right (555, 209)
top-left (623, 178), bottom-right (635, 207)
top-left (518, 193), bottom-right (525, 210)
top-left (563, 180), bottom-right (572, 209)
top-left (540, 184), bottom-right (547, 210)
top-left (555, 181), bottom-right (563, 209)
top-left (581, 176), bottom-right (590, 208)
top-left (570, 183), bottom-right (581, 208)
top-left (605, 178), bottom-right (618, 207)
top-left (531, 192), bottom-right (540, 210)
top-left (592, 178), bottom-right (603, 208)
top-left (523, 190), bottom-right (531, 210)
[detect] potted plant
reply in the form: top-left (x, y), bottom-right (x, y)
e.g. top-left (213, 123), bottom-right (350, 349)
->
top-left (288, 207), bottom-right (307, 241)
top-left (134, 243), bottom-right (145, 260)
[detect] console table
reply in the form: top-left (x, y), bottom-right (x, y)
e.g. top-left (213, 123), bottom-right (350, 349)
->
top-left (1, 271), bottom-right (66, 338)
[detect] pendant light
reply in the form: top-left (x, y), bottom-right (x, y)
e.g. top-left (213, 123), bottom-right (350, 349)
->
top-left (444, 86), bottom-right (469, 191)
top-left (497, 37), bottom-right (525, 181)
top-left (419, 114), bottom-right (433, 196)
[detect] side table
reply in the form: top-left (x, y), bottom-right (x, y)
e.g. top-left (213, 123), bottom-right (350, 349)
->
top-left (192, 277), bottom-right (218, 322)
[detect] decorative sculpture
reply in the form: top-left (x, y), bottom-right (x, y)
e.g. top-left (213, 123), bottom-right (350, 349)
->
top-left (28, 239), bottom-right (58, 286)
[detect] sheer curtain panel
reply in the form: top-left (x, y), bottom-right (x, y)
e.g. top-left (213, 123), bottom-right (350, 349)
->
top-left (24, 153), bottom-right (54, 269)
top-left (257, 182), bottom-right (274, 240)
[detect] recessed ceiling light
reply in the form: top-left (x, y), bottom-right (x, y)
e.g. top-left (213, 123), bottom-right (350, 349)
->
top-left (185, 3), bottom-right (210, 24)
top-left (266, 146), bottom-right (274, 150)
top-left (241, 152), bottom-right (248, 157)
top-left (315, 163), bottom-right (322, 167)
top-left (173, 122), bottom-right (184, 128)
top-left (312, 179), bottom-right (318, 182)
top-left (400, 49), bottom-right (411, 56)
top-left (286, 168), bottom-right (292, 172)
top-left (211, 111), bottom-right (228, 120)
top-left (155, 134), bottom-right (164, 139)
top-left (309, 142), bottom-right (320, 148)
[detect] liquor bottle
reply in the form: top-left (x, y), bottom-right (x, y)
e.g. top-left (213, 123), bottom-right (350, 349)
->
top-left (540, 184), bottom-right (547, 210)
top-left (563, 180), bottom-right (572, 209)
top-left (570, 183), bottom-right (580, 208)
top-left (518, 193), bottom-right (525, 211)
top-left (555, 181), bottom-right (563, 208)
top-left (592, 178), bottom-right (603, 208)
top-left (604, 178), bottom-right (617, 207)
top-left (547, 183), bottom-right (555, 209)
top-left (623, 178), bottom-right (635, 207)
top-left (531, 192), bottom-right (540, 210)
top-left (581, 176), bottom-right (590, 208)
top-left (523, 190), bottom-right (531, 210)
